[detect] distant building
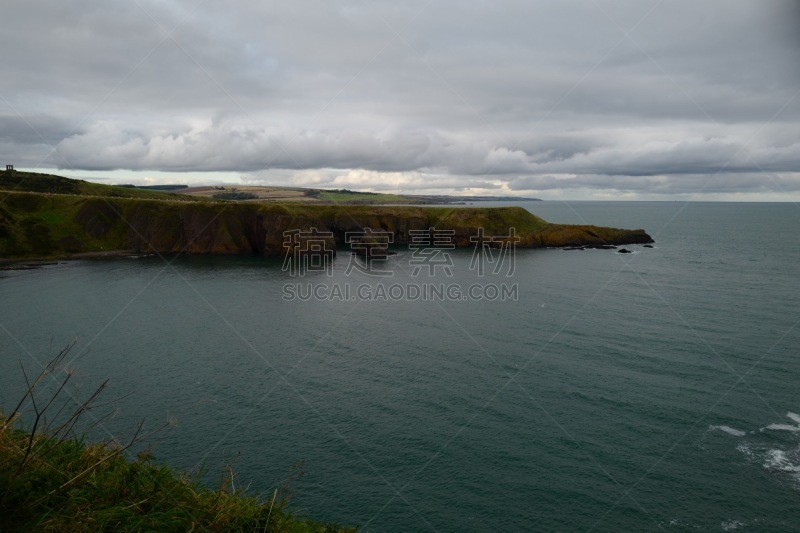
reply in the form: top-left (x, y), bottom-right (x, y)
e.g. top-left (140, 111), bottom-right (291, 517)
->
top-left (5, 165), bottom-right (13, 171)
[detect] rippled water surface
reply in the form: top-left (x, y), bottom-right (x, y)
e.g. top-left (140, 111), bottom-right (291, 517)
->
top-left (1, 202), bottom-right (799, 531)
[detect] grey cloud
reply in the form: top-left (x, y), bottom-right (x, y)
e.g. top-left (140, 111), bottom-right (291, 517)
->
top-left (508, 173), bottom-right (800, 195)
top-left (48, 121), bottom-right (800, 179)
top-left (0, 115), bottom-right (83, 147)
top-left (1, 0), bottom-right (799, 198)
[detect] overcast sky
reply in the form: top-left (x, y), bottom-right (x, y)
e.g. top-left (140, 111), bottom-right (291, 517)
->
top-left (2, 1), bottom-right (799, 199)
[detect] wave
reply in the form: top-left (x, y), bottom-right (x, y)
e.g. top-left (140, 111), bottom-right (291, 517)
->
top-left (709, 425), bottom-right (746, 437)
top-left (763, 423), bottom-right (800, 432)
top-left (761, 412), bottom-right (800, 432)
top-left (729, 412), bottom-right (800, 490)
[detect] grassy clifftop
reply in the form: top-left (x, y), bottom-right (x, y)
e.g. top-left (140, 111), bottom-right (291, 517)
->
top-left (0, 420), bottom-right (351, 532)
top-left (0, 173), bottom-right (652, 259)
top-left (1, 342), bottom-right (353, 532)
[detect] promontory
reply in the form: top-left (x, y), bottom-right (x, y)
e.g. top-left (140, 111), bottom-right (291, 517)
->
top-left (0, 171), bottom-right (653, 260)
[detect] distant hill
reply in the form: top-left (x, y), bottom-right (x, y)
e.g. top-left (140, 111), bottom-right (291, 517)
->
top-left (0, 170), bottom-right (541, 205)
top-left (0, 171), bottom-right (202, 202)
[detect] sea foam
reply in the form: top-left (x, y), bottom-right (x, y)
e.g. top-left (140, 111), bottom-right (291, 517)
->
top-left (763, 449), bottom-right (800, 473)
top-left (721, 519), bottom-right (746, 531)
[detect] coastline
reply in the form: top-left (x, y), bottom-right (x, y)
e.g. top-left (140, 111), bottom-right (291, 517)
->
top-left (1, 173), bottom-right (653, 263)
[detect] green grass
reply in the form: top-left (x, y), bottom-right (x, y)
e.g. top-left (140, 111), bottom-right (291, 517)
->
top-left (0, 345), bottom-right (355, 532)
top-left (0, 428), bottom-right (348, 532)
top-left (38, 211), bottom-right (67, 226)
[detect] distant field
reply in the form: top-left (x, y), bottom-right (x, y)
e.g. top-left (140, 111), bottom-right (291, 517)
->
top-left (183, 185), bottom-right (429, 204)
top-left (316, 190), bottom-right (409, 203)
top-left (183, 185), bottom-right (311, 201)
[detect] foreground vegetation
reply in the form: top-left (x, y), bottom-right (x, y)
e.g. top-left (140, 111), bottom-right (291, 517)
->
top-left (0, 345), bottom-right (353, 532)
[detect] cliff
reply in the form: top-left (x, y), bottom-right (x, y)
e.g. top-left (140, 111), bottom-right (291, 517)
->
top-left (0, 170), bottom-right (652, 259)
top-left (0, 190), bottom-right (653, 259)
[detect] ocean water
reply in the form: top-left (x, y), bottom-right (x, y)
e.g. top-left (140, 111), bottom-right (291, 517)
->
top-left (1, 201), bottom-right (799, 531)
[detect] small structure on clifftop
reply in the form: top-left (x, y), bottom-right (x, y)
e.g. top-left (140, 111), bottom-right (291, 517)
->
top-left (5, 165), bottom-right (13, 171)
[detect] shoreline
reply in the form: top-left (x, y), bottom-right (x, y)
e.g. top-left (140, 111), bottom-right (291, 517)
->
top-left (0, 241), bottom-right (656, 271)
top-left (0, 250), bottom-right (140, 270)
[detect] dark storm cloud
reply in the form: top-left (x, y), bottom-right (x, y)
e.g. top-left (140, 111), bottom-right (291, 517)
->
top-left (1, 0), bottom-right (798, 197)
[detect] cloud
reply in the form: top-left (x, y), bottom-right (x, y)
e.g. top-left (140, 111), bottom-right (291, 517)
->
top-left (1, 0), bottom-right (799, 199)
top-left (508, 172), bottom-right (800, 195)
top-left (46, 120), bottom-right (800, 180)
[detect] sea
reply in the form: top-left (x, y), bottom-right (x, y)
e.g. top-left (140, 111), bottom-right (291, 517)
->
top-left (1, 201), bottom-right (799, 532)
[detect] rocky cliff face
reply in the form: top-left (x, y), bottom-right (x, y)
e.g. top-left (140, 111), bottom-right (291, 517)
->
top-left (0, 192), bottom-right (653, 259)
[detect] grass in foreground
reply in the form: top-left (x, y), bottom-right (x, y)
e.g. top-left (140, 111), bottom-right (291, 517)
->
top-left (0, 345), bottom-right (354, 532)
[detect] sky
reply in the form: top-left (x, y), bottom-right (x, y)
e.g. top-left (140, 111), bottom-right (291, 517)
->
top-left (1, 0), bottom-right (799, 200)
